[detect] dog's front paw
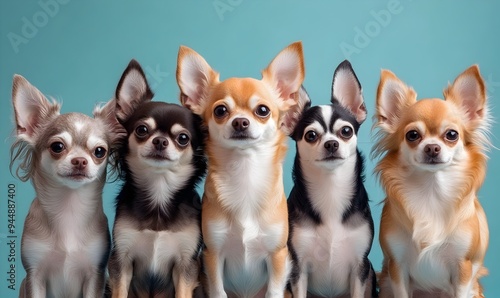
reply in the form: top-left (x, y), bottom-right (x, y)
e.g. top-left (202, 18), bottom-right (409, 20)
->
top-left (265, 289), bottom-right (285, 298)
top-left (208, 290), bottom-right (228, 298)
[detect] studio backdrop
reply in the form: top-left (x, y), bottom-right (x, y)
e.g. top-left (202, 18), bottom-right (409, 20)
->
top-left (1, 1), bottom-right (499, 296)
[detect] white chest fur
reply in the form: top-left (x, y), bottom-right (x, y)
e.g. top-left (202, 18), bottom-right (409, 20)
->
top-left (388, 227), bottom-right (473, 292)
top-left (114, 222), bottom-right (200, 275)
top-left (214, 147), bottom-right (276, 218)
top-left (388, 166), bottom-right (477, 291)
top-left (293, 217), bottom-right (371, 296)
top-left (208, 216), bottom-right (285, 295)
top-left (22, 188), bottom-right (108, 297)
top-left (206, 143), bottom-right (287, 295)
top-left (303, 157), bottom-right (356, 222)
top-left (292, 156), bottom-right (372, 296)
top-left (128, 157), bottom-right (195, 210)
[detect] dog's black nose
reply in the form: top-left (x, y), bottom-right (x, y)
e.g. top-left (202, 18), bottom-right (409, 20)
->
top-left (424, 144), bottom-right (441, 158)
top-left (232, 117), bottom-right (250, 132)
top-left (324, 140), bottom-right (339, 153)
top-left (152, 137), bottom-right (168, 151)
top-left (71, 157), bottom-right (88, 170)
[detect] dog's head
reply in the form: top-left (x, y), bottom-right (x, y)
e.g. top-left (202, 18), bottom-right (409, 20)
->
top-left (10, 75), bottom-right (123, 188)
top-left (176, 42), bottom-right (305, 150)
top-left (114, 60), bottom-right (205, 178)
top-left (374, 65), bottom-right (489, 172)
top-left (286, 60), bottom-right (366, 170)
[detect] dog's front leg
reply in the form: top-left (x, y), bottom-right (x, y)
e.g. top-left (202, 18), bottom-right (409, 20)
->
top-left (350, 258), bottom-right (373, 298)
top-left (266, 246), bottom-right (290, 298)
top-left (173, 260), bottom-right (199, 298)
top-left (108, 252), bottom-right (133, 298)
top-left (386, 258), bottom-right (410, 298)
top-left (204, 247), bottom-right (227, 298)
top-left (453, 259), bottom-right (475, 298)
top-left (82, 269), bottom-right (106, 298)
top-left (23, 272), bottom-right (46, 298)
top-left (19, 278), bottom-right (27, 298)
top-left (290, 263), bottom-right (308, 298)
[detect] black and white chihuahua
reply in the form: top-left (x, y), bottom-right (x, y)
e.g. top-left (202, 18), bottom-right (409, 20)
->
top-left (11, 75), bottom-right (124, 297)
top-left (107, 60), bottom-right (206, 297)
top-left (285, 61), bottom-right (377, 298)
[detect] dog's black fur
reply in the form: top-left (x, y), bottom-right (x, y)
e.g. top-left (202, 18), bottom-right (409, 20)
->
top-left (114, 101), bottom-right (206, 230)
top-left (286, 61), bottom-right (378, 297)
top-left (107, 60), bottom-right (207, 296)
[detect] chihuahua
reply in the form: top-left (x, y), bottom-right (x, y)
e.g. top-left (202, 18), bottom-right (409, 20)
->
top-left (11, 75), bottom-right (123, 297)
top-left (373, 65), bottom-right (490, 297)
top-left (176, 42), bottom-right (305, 297)
top-left (285, 61), bottom-right (377, 298)
top-left (107, 60), bottom-right (206, 297)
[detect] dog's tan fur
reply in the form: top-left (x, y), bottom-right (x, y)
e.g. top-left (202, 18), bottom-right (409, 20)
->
top-left (374, 66), bottom-right (489, 298)
top-left (177, 42), bottom-right (304, 297)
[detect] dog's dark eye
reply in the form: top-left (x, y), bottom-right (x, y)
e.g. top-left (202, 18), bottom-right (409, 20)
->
top-left (445, 129), bottom-right (459, 141)
top-left (135, 125), bottom-right (148, 137)
top-left (339, 126), bottom-right (353, 139)
top-left (50, 142), bottom-right (65, 154)
top-left (304, 130), bottom-right (318, 143)
top-left (214, 105), bottom-right (228, 118)
top-left (406, 130), bottom-right (421, 142)
top-left (176, 133), bottom-right (190, 147)
top-left (255, 105), bottom-right (270, 118)
top-left (94, 147), bottom-right (107, 159)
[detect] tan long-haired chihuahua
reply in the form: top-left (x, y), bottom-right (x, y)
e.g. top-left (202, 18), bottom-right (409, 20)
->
top-left (373, 65), bottom-right (490, 298)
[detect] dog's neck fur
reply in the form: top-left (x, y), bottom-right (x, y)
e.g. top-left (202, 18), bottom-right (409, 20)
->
top-left (126, 156), bottom-right (195, 211)
top-left (206, 133), bottom-right (287, 219)
top-left (380, 149), bottom-right (486, 247)
top-left (32, 170), bottom-right (105, 228)
top-left (299, 151), bottom-right (358, 222)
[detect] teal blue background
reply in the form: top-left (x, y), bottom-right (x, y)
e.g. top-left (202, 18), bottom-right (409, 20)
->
top-left (1, 1), bottom-right (499, 296)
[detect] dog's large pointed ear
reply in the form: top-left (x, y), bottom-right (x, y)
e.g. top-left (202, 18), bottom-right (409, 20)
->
top-left (12, 75), bottom-right (60, 144)
top-left (331, 60), bottom-right (366, 124)
top-left (444, 65), bottom-right (487, 126)
top-left (115, 59), bottom-right (154, 123)
top-left (262, 41), bottom-right (305, 112)
top-left (93, 99), bottom-right (127, 148)
top-left (176, 46), bottom-right (220, 115)
top-left (375, 69), bottom-right (417, 133)
top-left (280, 85), bottom-right (311, 136)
